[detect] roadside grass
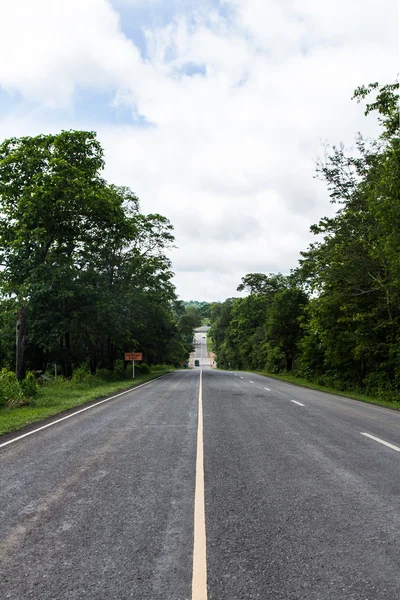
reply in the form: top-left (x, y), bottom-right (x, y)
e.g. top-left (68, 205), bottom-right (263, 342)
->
top-left (0, 368), bottom-right (173, 436)
top-left (252, 371), bottom-right (400, 411)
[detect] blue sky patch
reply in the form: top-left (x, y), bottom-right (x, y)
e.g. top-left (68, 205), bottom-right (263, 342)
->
top-left (0, 88), bottom-right (24, 118)
top-left (111, 0), bottom-right (229, 60)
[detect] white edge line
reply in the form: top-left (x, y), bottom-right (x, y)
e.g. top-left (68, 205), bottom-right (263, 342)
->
top-left (264, 388), bottom-right (270, 391)
top-left (360, 432), bottom-right (400, 452)
top-left (249, 381), bottom-right (254, 383)
top-left (240, 377), bottom-right (244, 379)
top-left (0, 373), bottom-right (172, 450)
top-left (291, 400), bottom-right (305, 407)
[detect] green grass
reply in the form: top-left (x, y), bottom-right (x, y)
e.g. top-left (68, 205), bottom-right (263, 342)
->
top-left (0, 368), bottom-right (173, 436)
top-left (251, 370), bottom-right (400, 411)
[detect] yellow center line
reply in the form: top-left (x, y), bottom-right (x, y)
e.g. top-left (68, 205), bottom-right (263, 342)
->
top-left (192, 368), bottom-right (208, 599)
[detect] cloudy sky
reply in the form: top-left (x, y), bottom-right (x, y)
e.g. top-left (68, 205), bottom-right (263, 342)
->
top-left (0, 0), bottom-right (398, 300)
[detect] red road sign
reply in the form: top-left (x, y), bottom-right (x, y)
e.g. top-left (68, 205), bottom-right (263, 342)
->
top-left (124, 352), bottom-right (143, 361)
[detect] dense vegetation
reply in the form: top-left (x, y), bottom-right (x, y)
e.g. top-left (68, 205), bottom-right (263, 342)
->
top-left (210, 81), bottom-right (400, 402)
top-left (0, 130), bottom-right (196, 403)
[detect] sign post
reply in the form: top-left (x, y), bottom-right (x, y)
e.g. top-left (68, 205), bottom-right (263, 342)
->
top-left (124, 353), bottom-right (143, 379)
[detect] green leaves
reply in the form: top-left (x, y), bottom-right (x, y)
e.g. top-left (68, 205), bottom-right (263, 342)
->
top-left (297, 81), bottom-right (400, 395)
top-left (0, 130), bottom-right (186, 376)
top-left (211, 80), bottom-right (400, 400)
top-left (210, 278), bottom-right (308, 372)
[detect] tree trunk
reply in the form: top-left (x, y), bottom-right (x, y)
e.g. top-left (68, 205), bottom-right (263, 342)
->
top-left (107, 338), bottom-right (116, 371)
top-left (16, 304), bottom-right (27, 381)
top-left (89, 355), bottom-right (97, 375)
top-left (60, 326), bottom-right (73, 378)
top-left (64, 329), bottom-right (73, 378)
top-left (286, 355), bottom-right (293, 372)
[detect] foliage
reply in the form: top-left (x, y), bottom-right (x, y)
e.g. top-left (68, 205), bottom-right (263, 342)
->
top-left (0, 130), bottom-right (195, 386)
top-left (135, 362), bottom-right (151, 375)
top-left (210, 278), bottom-right (308, 372)
top-left (20, 371), bottom-right (38, 398)
top-left (0, 369), bottom-right (27, 408)
top-left (182, 301), bottom-right (211, 320)
top-left (295, 80), bottom-right (400, 398)
top-left (71, 365), bottom-right (92, 383)
top-left (210, 80), bottom-right (400, 402)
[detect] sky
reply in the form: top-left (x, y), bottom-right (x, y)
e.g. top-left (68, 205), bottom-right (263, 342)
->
top-left (0, 0), bottom-right (398, 301)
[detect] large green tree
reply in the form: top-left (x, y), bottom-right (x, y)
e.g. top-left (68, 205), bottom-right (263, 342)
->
top-left (0, 130), bottom-right (188, 377)
top-left (297, 81), bottom-right (400, 395)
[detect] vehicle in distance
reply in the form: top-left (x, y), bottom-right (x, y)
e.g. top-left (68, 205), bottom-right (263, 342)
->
top-left (195, 359), bottom-right (200, 366)
top-left (202, 335), bottom-right (205, 338)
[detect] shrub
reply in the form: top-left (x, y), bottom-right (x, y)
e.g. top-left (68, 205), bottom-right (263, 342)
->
top-left (150, 363), bottom-right (171, 372)
top-left (72, 364), bottom-right (91, 383)
top-left (20, 371), bottom-right (38, 398)
top-left (0, 369), bottom-right (26, 408)
top-left (96, 368), bottom-right (118, 381)
top-left (136, 362), bottom-right (150, 375)
top-left (114, 359), bottom-right (126, 376)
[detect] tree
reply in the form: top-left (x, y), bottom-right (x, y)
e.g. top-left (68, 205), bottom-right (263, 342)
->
top-left (0, 130), bottom-right (108, 377)
top-left (209, 276), bottom-right (308, 373)
top-left (265, 288), bottom-right (308, 372)
top-left (0, 131), bottom-right (186, 377)
top-left (237, 272), bottom-right (289, 295)
top-left (297, 81), bottom-right (400, 395)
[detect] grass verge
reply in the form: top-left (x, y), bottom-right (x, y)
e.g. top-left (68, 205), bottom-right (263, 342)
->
top-left (253, 371), bottom-right (400, 411)
top-left (0, 369), bottom-right (173, 436)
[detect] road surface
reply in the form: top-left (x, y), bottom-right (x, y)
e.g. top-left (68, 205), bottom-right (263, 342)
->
top-left (189, 326), bottom-right (211, 368)
top-left (1, 338), bottom-right (400, 599)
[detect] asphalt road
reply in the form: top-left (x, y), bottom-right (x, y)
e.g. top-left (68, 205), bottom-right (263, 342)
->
top-left (1, 345), bottom-right (400, 598)
top-left (0, 373), bottom-right (198, 600)
top-left (190, 327), bottom-right (211, 367)
top-left (204, 370), bottom-right (400, 599)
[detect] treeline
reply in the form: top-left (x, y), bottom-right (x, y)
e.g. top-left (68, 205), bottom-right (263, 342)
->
top-left (0, 130), bottom-right (195, 379)
top-left (182, 301), bottom-right (211, 325)
top-left (210, 81), bottom-right (400, 401)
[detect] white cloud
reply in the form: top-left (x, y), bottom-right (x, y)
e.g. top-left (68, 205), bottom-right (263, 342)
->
top-left (0, 0), bottom-right (143, 106)
top-left (0, 0), bottom-right (398, 300)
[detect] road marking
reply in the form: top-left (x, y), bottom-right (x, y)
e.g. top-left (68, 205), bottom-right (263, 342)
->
top-left (291, 400), bottom-right (305, 407)
top-left (360, 432), bottom-right (400, 452)
top-left (264, 388), bottom-right (270, 391)
top-left (0, 374), bottom-right (171, 450)
top-left (249, 381), bottom-right (254, 383)
top-left (192, 369), bottom-right (208, 599)
top-left (240, 377), bottom-right (244, 379)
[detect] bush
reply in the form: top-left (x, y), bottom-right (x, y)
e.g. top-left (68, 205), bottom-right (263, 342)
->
top-left (20, 371), bottom-right (38, 398)
top-left (135, 362), bottom-right (151, 375)
top-left (72, 364), bottom-right (91, 383)
top-left (150, 363), bottom-right (170, 372)
top-left (0, 369), bottom-right (26, 408)
top-left (265, 347), bottom-right (285, 374)
top-left (114, 359), bottom-right (126, 376)
top-left (96, 368), bottom-right (119, 382)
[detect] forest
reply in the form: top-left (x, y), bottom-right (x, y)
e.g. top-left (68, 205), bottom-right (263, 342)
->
top-left (209, 81), bottom-right (400, 402)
